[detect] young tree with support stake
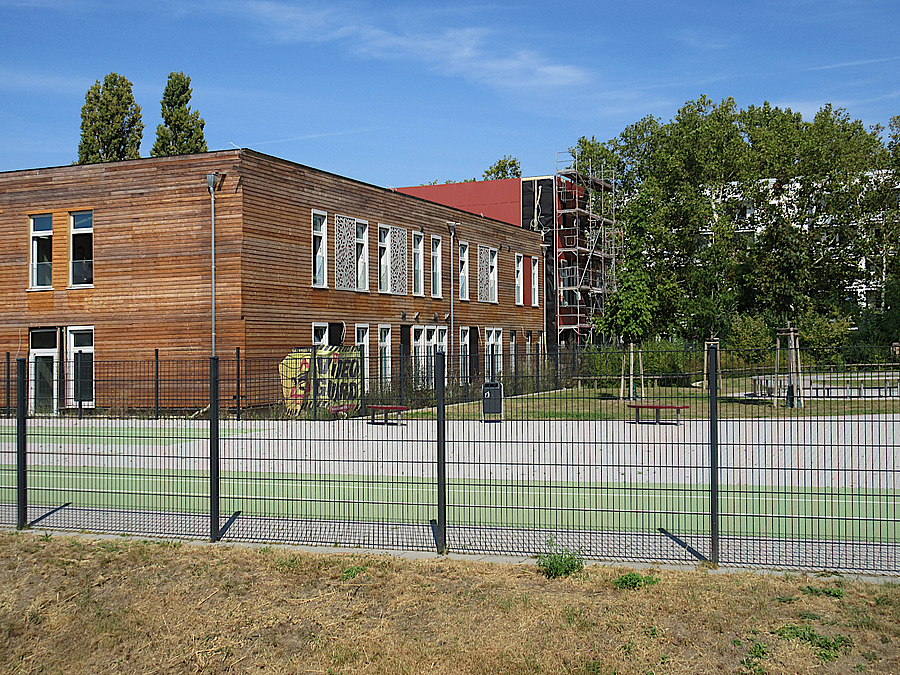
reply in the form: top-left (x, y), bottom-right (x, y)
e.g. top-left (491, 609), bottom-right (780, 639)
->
top-left (152, 72), bottom-right (208, 157)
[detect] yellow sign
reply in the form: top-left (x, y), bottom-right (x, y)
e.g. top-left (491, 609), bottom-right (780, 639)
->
top-left (279, 346), bottom-right (363, 414)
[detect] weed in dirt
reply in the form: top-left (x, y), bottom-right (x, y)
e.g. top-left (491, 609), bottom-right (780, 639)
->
top-left (644, 626), bottom-right (658, 638)
top-left (774, 595), bottom-right (796, 603)
top-left (798, 611), bottom-right (822, 621)
top-left (274, 554), bottom-right (302, 572)
top-left (612, 571), bottom-right (659, 590)
top-left (775, 623), bottom-right (853, 661)
top-left (875, 596), bottom-right (892, 606)
top-left (536, 537), bottom-right (584, 579)
top-left (801, 584), bottom-right (844, 598)
top-left (739, 641), bottom-right (768, 675)
top-left (341, 564), bottom-right (367, 581)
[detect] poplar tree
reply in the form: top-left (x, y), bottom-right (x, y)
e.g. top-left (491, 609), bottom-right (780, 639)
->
top-left (151, 72), bottom-right (207, 157)
top-left (78, 73), bottom-right (144, 164)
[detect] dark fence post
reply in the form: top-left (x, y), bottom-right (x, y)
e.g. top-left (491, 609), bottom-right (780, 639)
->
top-left (235, 346), bottom-right (242, 421)
top-left (513, 341), bottom-right (519, 397)
top-left (359, 349), bottom-right (366, 418)
top-left (312, 346), bottom-right (318, 421)
top-left (554, 349), bottom-right (560, 391)
top-left (154, 349), bottom-right (160, 420)
top-left (6, 352), bottom-right (10, 419)
top-left (708, 343), bottom-right (720, 566)
top-left (399, 344), bottom-right (407, 408)
top-left (209, 356), bottom-right (220, 542)
top-left (435, 351), bottom-right (447, 553)
top-left (16, 358), bottom-right (27, 530)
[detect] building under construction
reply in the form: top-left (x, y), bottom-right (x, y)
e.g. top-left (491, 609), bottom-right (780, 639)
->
top-left (397, 150), bottom-right (620, 350)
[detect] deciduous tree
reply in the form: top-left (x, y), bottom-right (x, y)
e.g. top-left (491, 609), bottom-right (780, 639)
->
top-left (78, 73), bottom-right (143, 164)
top-left (151, 72), bottom-right (207, 157)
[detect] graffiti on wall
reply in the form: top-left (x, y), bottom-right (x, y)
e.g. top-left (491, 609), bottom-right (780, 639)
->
top-left (279, 346), bottom-right (363, 414)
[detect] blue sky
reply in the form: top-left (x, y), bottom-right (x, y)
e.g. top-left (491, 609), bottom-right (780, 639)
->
top-left (1, 0), bottom-right (897, 186)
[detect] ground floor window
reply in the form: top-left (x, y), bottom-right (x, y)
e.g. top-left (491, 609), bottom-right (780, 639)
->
top-left (485, 327), bottom-right (502, 381)
top-left (28, 325), bottom-right (94, 413)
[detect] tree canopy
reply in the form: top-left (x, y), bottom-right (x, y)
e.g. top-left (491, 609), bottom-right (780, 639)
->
top-left (579, 97), bottom-right (898, 345)
top-left (151, 72), bottom-right (207, 157)
top-left (78, 73), bottom-right (144, 164)
top-left (483, 155), bottom-right (522, 180)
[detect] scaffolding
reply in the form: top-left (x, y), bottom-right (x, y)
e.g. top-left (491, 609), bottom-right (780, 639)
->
top-left (551, 151), bottom-right (619, 346)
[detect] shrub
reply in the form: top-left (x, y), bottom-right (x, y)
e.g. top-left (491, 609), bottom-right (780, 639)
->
top-left (612, 571), bottom-right (659, 590)
top-left (536, 537), bottom-right (584, 579)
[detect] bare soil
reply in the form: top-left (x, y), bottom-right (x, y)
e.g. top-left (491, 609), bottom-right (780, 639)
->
top-left (0, 531), bottom-right (898, 674)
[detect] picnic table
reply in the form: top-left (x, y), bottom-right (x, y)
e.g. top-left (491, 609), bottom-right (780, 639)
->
top-left (367, 404), bottom-right (408, 425)
top-left (626, 402), bottom-right (690, 426)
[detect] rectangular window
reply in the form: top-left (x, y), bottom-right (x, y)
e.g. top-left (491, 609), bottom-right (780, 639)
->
top-left (70, 211), bottom-right (93, 286)
top-left (412, 232), bottom-right (424, 295)
top-left (485, 327), bottom-right (502, 381)
top-left (30, 214), bottom-right (52, 289)
top-left (29, 328), bottom-right (58, 414)
top-left (378, 225), bottom-right (390, 292)
top-left (355, 220), bottom-right (368, 291)
top-left (459, 327), bottom-right (470, 378)
top-left (312, 211), bottom-right (327, 287)
top-left (312, 322), bottom-right (327, 347)
top-left (378, 325), bottom-right (391, 383)
top-left (431, 236), bottom-right (442, 298)
top-left (458, 241), bottom-right (469, 301)
top-left (67, 326), bottom-right (94, 408)
top-left (531, 256), bottom-right (539, 307)
top-left (425, 326), bottom-right (436, 384)
top-left (510, 330), bottom-right (516, 358)
top-left (489, 247), bottom-right (498, 303)
top-left (355, 324), bottom-right (369, 392)
top-left (412, 325), bottom-right (425, 386)
top-left (515, 254), bottom-right (523, 305)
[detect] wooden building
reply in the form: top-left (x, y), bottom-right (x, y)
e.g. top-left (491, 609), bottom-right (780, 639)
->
top-left (0, 150), bottom-right (545, 411)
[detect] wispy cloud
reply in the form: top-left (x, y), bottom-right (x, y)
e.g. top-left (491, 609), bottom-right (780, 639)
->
top-left (0, 67), bottom-right (92, 95)
top-left (222, 0), bottom-right (590, 91)
top-left (239, 126), bottom-right (384, 148)
top-left (803, 55), bottom-right (900, 71)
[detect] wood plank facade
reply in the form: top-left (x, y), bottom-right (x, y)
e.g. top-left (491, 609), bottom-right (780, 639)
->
top-left (0, 150), bottom-right (544, 409)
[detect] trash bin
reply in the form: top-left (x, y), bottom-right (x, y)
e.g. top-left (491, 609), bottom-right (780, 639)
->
top-left (482, 381), bottom-right (503, 422)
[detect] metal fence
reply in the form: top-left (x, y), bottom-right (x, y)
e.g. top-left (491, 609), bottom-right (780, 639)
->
top-left (1, 345), bottom-right (897, 574)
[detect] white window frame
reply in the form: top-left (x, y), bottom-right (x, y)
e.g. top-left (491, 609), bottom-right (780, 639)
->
top-left (425, 325), bottom-right (436, 384)
top-left (515, 253), bottom-right (523, 305)
top-left (66, 325), bottom-right (95, 409)
top-left (412, 231), bottom-right (424, 296)
top-left (412, 325), bottom-right (425, 385)
top-left (312, 210), bottom-right (328, 288)
top-left (30, 214), bottom-right (53, 289)
top-left (459, 327), bottom-right (470, 378)
top-left (29, 328), bottom-right (59, 414)
top-left (378, 324), bottom-right (392, 383)
top-left (485, 327), bottom-right (503, 380)
top-left (531, 256), bottom-right (539, 307)
top-left (312, 322), bottom-right (328, 347)
top-left (70, 210), bottom-right (93, 288)
top-left (431, 235), bottom-right (442, 298)
top-left (355, 220), bottom-right (369, 291)
top-left (355, 324), bottom-right (369, 391)
top-left (488, 247), bottom-right (498, 303)
top-left (378, 224), bottom-right (391, 293)
top-left (458, 241), bottom-right (469, 301)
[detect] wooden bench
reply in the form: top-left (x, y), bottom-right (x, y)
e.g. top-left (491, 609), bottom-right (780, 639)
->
top-left (626, 403), bottom-right (689, 425)
top-left (367, 404), bottom-right (408, 425)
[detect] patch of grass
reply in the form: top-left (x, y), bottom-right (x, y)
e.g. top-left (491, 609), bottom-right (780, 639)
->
top-left (801, 584), bottom-right (844, 598)
top-left (274, 554), bottom-right (302, 572)
top-left (775, 623), bottom-right (853, 661)
top-left (536, 537), bottom-right (584, 579)
top-left (798, 610), bottom-right (822, 621)
top-left (611, 571), bottom-right (659, 590)
top-left (341, 564), bottom-right (367, 581)
top-left (774, 595), bottom-right (796, 603)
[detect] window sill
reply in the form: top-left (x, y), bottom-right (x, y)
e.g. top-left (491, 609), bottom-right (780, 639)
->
top-left (311, 284), bottom-right (329, 290)
top-left (27, 287), bottom-right (53, 292)
top-left (67, 284), bottom-right (94, 290)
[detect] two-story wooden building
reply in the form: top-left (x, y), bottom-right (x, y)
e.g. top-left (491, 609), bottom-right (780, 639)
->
top-left (0, 150), bottom-right (545, 411)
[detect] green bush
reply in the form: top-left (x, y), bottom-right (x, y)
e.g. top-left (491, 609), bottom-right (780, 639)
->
top-left (536, 537), bottom-right (584, 579)
top-left (612, 571), bottom-right (659, 590)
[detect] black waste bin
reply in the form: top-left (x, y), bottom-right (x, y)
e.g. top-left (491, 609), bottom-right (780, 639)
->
top-left (482, 381), bottom-right (503, 421)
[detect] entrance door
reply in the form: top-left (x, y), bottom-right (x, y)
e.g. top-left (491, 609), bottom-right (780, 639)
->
top-left (29, 328), bottom-right (59, 413)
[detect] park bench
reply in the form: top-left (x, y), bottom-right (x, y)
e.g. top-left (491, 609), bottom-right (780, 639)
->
top-left (626, 402), bottom-right (690, 426)
top-left (367, 404), bottom-right (408, 425)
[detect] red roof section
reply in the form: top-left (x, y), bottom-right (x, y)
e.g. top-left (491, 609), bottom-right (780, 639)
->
top-left (395, 178), bottom-right (521, 226)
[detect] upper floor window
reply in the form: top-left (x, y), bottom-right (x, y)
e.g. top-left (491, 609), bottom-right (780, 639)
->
top-left (458, 241), bottom-right (469, 301)
top-left (378, 225), bottom-right (391, 292)
top-left (478, 245), bottom-right (498, 303)
top-left (412, 231), bottom-right (424, 295)
top-left (431, 236), bottom-right (442, 298)
top-left (70, 211), bottom-right (93, 286)
top-left (30, 214), bottom-right (52, 289)
top-left (531, 256), bottom-right (539, 307)
top-left (312, 210), bottom-right (327, 287)
top-left (515, 254), bottom-right (523, 305)
top-left (355, 220), bottom-right (368, 291)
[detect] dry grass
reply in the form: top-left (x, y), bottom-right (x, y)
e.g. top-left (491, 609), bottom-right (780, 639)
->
top-left (1, 531), bottom-right (899, 674)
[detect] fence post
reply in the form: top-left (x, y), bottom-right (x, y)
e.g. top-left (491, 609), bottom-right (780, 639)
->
top-left (435, 351), bottom-right (447, 553)
top-left (708, 343), bottom-right (720, 566)
top-left (154, 349), bottom-right (160, 420)
top-left (209, 356), bottom-right (220, 542)
top-left (6, 352), bottom-right (10, 419)
top-left (16, 359), bottom-right (27, 530)
top-left (312, 346), bottom-right (318, 421)
top-left (513, 341), bottom-right (519, 397)
top-left (235, 346), bottom-right (242, 421)
top-left (554, 349), bottom-right (560, 391)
